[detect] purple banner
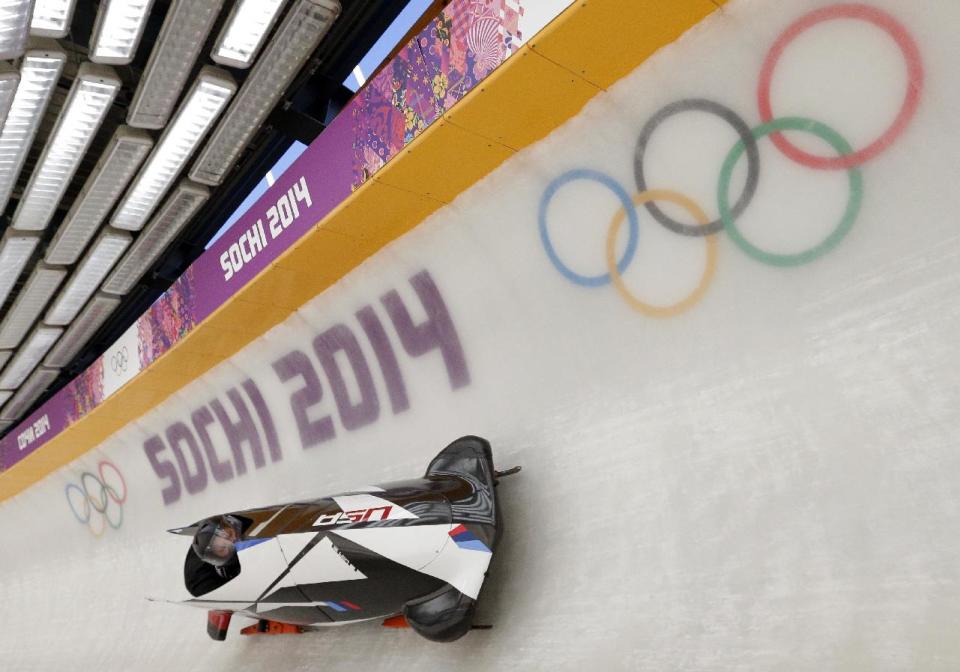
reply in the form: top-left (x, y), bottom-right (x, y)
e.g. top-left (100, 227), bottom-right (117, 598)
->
top-left (1, 388), bottom-right (71, 469)
top-left (192, 110), bottom-right (355, 320)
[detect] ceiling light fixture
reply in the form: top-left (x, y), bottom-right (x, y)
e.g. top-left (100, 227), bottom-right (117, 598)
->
top-left (0, 325), bottom-right (62, 390)
top-left (0, 366), bottom-right (60, 421)
top-left (127, 0), bottom-right (225, 129)
top-left (212, 0), bottom-right (286, 69)
top-left (0, 43), bottom-right (67, 213)
top-left (0, 0), bottom-right (35, 60)
top-left (30, 0), bottom-right (77, 38)
top-left (0, 264), bottom-right (66, 349)
top-left (0, 65), bottom-right (21, 129)
top-left (103, 180), bottom-right (209, 295)
top-left (45, 126), bottom-right (153, 265)
top-left (89, 0), bottom-right (157, 65)
top-left (0, 231), bottom-right (41, 308)
top-left (113, 67), bottom-right (235, 230)
top-left (191, 0), bottom-right (340, 186)
top-left (45, 229), bottom-right (131, 326)
top-left (11, 63), bottom-right (121, 232)
top-left (43, 292), bottom-right (121, 368)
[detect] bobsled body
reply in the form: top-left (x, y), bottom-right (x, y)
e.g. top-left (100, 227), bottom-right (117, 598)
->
top-left (166, 436), bottom-right (508, 642)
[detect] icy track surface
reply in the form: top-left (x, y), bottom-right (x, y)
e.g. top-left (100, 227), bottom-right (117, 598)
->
top-left (2, 0), bottom-right (960, 669)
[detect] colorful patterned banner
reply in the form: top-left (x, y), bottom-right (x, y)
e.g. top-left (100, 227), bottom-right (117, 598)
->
top-left (351, 0), bottom-right (524, 186)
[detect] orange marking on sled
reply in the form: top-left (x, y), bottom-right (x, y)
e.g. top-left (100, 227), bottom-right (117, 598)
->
top-left (241, 619), bottom-right (305, 635)
top-left (382, 615), bottom-right (410, 628)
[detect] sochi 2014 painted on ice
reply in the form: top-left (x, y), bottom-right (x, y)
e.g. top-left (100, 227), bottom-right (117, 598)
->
top-left (142, 270), bottom-right (470, 505)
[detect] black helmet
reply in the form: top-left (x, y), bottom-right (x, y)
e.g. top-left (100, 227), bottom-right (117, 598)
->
top-left (192, 515), bottom-right (242, 567)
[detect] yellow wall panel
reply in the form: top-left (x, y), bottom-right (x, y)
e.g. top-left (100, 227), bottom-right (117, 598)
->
top-left (46, 415), bottom-right (103, 453)
top-left (174, 325), bottom-right (250, 359)
top-left (141, 353), bottom-right (210, 395)
top-left (272, 227), bottom-right (365, 277)
top-left (217, 298), bottom-right (292, 336)
top-left (529, 0), bottom-right (721, 90)
top-left (202, 300), bottom-right (250, 337)
top-left (225, 264), bottom-right (326, 312)
top-left (443, 44), bottom-right (600, 150)
top-left (373, 119), bottom-right (515, 202)
top-left (322, 180), bottom-right (446, 248)
top-left (113, 388), bottom-right (170, 416)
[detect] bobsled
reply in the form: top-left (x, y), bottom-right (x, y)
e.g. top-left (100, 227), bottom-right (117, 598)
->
top-left (162, 436), bottom-right (519, 642)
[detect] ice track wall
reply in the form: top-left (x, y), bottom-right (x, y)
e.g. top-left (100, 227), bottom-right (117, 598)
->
top-left (3, 0), bottom-right (960, 669)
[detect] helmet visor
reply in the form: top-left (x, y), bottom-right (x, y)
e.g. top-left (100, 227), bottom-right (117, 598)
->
top-left (199, 525), bottom-right (237, 567)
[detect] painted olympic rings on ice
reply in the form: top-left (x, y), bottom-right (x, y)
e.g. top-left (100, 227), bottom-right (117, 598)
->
top-left (539, 3), bottom-right (922, 316)
top-left (718, 117), bottom-right (863, 267)
top-left (538, 169), bottom-right (639, 287)
top-left (605, 190), bottom-right (718, 318)
top-left (65, 460), bottom-right (127, 537)
top-left (634, 99), bottom-right (760, 238)
top-left (757, 3), bottom-right (924, 170)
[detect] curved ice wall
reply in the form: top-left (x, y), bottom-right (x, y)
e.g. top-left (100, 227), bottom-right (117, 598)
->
top-left (2, 0), bottom-right (959, 669)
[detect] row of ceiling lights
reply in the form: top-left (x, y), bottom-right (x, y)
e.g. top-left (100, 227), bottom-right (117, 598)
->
top-left (0, 0), bottom-right (341, 432)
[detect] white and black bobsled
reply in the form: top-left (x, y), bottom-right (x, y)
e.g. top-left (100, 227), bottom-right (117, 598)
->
top-left (163, 436), bottom-right (519, 642)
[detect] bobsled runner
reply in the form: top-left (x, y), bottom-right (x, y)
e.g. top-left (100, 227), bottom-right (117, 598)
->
top-left (162, 436), bottom-right (519, 642)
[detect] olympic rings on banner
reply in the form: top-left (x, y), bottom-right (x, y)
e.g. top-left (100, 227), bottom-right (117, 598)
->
top-left (758, 3), bottom-right (924, 170)
top-left (606, 190), bottom-right (718, 317)
top-left (718, 117), bottom-right (863, 267)
top-left (110, 346), bottom-right (129, 374)
top-left (634, 99), bottom-right (760, 237)
top-left (65, 460), bottom-right (128, 537)
top-left (538, 169), bottom-right (639, 287)
top-left (538, 3), bottom-right (922, 316)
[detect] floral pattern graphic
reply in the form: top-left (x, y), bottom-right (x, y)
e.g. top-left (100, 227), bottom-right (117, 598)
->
top-left (66, 358), bottom-right (104, 422)
top-left (352, 0), bottom-right (524, 188)
top-left (138, 268), bottom-right (197, 368)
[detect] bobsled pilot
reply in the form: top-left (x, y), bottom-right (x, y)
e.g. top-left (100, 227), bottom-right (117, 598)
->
top-left (185, 515), bottom-right (244, 596)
